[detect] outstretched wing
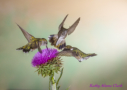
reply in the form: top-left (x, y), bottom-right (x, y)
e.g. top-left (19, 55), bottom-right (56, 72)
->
top-left (58, 14), bottom-right (68, 31)
top-left (16, 24), bottom-right (35, 42)
top-left (56, 51), bottom-right (73, 57)
top-left (67, 17), bottom-right (80, 35)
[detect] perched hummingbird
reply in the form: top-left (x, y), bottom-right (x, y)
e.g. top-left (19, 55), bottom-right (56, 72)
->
top-left (56, 45), bottom-right (97, 62)
top-left (48, 14), bottom-right (80, 50)
top-left (16, 24), bottom-right (48, 53)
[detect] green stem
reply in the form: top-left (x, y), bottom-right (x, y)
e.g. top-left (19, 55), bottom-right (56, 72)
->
top-left (49, 68), bottom-right (64, 90)
top-left (51, 76), bottom-right (56, 90)
top-left (56, 68), bottom-right (63, 86)
top-left (49, 76), bottom-right (51, 90)
top-left (49, 71), bottom-right (56, 90)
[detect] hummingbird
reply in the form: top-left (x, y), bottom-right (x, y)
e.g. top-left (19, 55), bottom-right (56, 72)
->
top-left (56, 45), bottom-right (97, 62)
top-left (48, 14), bottom-right (80, 50)
top-left (16, 24), bottom-right (48, 53)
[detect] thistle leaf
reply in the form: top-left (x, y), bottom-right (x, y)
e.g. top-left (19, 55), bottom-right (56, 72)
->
top-left (57, 86), bottom-right (60, 90)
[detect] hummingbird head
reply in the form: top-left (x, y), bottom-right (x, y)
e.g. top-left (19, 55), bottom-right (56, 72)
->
top-left (42, 38), bottom-right (49, 52)
top-left (41, 38), bottom-right (48, 46)
top-left (43, 39), bottom-right (48, 45)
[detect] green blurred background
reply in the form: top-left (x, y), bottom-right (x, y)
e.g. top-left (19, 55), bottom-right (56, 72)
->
top-left (0, 0), bottom-right (127, 90)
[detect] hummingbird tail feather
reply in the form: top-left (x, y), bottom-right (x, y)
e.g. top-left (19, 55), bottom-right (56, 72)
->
top-left (16, 47), bottom-right (22, 50)
top-left (16, 46), bottom-right (31, 53)
top-left (79, 53), bottom-right (97, 62)
top-left (88, 53), bottom-right (97, 57)
top-left (48, 34), bottom-right (66, 49)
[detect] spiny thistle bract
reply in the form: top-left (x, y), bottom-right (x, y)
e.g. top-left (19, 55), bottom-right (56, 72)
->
top-left (31, 48), bottom-right (63, 77)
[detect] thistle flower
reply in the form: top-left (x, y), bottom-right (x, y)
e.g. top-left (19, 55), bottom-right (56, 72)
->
top-left (31, 48), bottom-right (63, 77)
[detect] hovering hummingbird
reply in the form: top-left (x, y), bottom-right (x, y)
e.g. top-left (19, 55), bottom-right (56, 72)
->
top-left (48, 14), bottom-right (80, 50)
top-left (16, 24), bottom-right (48, 53)
top-left (56, 45), bottom-right (97, 62)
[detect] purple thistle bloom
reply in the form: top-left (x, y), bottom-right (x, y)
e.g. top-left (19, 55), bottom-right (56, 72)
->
top-left (31, 48), bottom-right (58, 67)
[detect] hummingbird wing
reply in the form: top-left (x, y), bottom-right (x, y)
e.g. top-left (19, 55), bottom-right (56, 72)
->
top-left (56, 37), bottom-right (64, 46)
top-left (58, 14), bottom-right (68, 31)
top-left (67, 17), bottom-right (80, 35)
top-left (16, 24), bottom-right (35, 42)
top-left (56, 50), bottom-right (73, 57)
